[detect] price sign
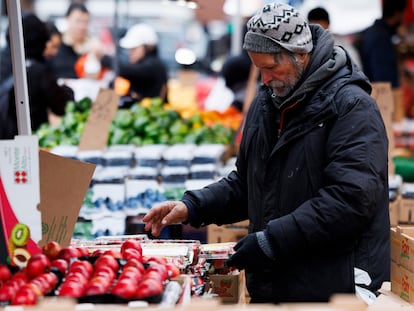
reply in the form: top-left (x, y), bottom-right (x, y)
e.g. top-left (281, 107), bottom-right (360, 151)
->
top-left (78, 88), bottom-right (119, 151)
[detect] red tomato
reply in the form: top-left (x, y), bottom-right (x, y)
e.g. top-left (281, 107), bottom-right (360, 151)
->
top-left (94, 254), bottom-right (119, 273)
top-left (123, 258), bottom-right (145, 274)
top-left (121, 239), bottom-right (143, 257)
top-left (50, 258), bottom-right (69, 275)
top-left (58, 281), bottom-right (85, 298)
top-left (135, 278), bottom-right (163, 298)
top-left (166, 262), bottom-right (181, 278)
top-left (58, 247), bottom-right (81, 262)
top-left (85, 281), bottom-right (108, 296)
top-left (41, 241), bottom-right (63, 261)
top-left (70, 260), bottom-right (93, 279)
top-left (76, 247), bottom-right (90, 257)
top-left (26, 254), bottom-right (51, 279)
top-left (93, 265), bottom-right (116, 282)
top-left (145, 264), bottom-right (168, 281)
top-left (64, 272), bottom-right (89, 286)
top-left (119, 266), bottom-right (143, 284)
top-left (102, 249), bottom-right (122, 259)
top-left (111, 278), bottom-right (137, 299)
top-left (11, 285), bottom-right (37, 305)
top-left (0, 284), bottom-right (17, 302)
top-left (121, 248), bottom-right (142, 261)
top-left (0, 264), bottom-right (12, 282)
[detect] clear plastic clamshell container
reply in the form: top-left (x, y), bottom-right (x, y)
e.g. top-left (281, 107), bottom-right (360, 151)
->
top-left (78, 234), bottom-right (149, 254)
top-left (198, 242), bottom-right (236, 271)
top-left (198, 242), bottom-right (236, 260)
top-left (141, 239), bottom-right (201, 267)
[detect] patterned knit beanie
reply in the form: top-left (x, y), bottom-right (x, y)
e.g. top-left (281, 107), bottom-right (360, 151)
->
top-left (243, 2), bottom-right (313, 54)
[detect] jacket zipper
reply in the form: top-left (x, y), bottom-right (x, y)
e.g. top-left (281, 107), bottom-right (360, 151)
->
top-left (278, 101), bottom-right (299, 139)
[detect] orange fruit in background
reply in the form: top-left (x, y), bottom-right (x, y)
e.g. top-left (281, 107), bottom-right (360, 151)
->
top-left (114, 76), bottom-right (131, 96)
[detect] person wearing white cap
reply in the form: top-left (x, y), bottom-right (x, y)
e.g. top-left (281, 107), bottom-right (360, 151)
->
top-left (117, 23), bottom-right (168, 105)
top-left (143, 2), bottom-right (389, 304)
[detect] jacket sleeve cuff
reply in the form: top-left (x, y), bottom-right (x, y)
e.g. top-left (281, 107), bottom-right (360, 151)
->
top-left (256, 231), bottom-right (276, 260)
top-left (181, 198), bottom-right (203, 227)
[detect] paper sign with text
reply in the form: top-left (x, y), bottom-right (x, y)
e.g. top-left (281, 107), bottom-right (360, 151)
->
top-left (371, 82), bottom-right (394, 118)
top-left (78, 88), bottom-right (119, 151)
top-left (0, 135), bottom-right (41, 266)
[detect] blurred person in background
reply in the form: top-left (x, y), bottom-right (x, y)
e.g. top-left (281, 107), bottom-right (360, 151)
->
top-left (143, 2), bottom-right (389, 304)
top-left (220, 23), bottom-right (257, 113)
top-left (115, 23), bottom-right (169, 106)
top-left (48, 2), bottom-right (111, 80)
top-left (44, 21), bottom-right (62, 60)
top-left (220, 48), bottom-right (253, 112)
top-left (307, 7), bottom-right (362, 69)
top-left (0, 0), bottom-right (36, 83)
top-left (358, 0), bottom-right (406, 89)
top-left (0, 14), bottom-right (74, 139)
top-left (401, 59), bottom-right (414, 118)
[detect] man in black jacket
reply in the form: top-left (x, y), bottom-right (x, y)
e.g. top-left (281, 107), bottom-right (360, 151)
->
top-left (143, 2), bottom-right (390, 304)
top-left (358, 0), bottom-right (406, 89)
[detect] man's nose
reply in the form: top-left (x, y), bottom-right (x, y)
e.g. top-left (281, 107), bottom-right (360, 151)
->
top-left (261, 70), bottom-right (273, 85)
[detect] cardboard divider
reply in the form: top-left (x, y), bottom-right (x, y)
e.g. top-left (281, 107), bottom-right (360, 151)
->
top-left (38, 150), bottom-right (96, 247)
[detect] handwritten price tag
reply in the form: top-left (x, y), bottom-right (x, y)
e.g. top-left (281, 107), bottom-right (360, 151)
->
top-left (371, 82), bottom-right (394, 118)
top-left (78, 89), bottom-right (119, 151)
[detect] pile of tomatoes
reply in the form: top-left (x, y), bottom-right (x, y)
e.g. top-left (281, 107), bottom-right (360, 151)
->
top-left (0, 239), bottom-right (181, 306)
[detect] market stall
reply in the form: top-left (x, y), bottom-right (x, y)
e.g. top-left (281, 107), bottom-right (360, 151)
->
top-left (1, 1), bottom-right (412, 310)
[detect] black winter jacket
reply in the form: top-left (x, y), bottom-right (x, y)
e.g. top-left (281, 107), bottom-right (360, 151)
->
top-left (3, 59), bottom-right (74, 139)
top-left (118, 52), bottom-right (168, 103)
top-left (183, 26), bottom-right (390, 303)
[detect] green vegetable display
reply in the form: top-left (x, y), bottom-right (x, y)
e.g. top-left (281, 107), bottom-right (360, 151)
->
top-left (37, 97), bottom-right (235, 148)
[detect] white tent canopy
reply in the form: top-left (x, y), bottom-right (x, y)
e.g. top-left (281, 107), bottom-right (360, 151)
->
top-left (298, 0), bottom-right (382, 35)
top-left (225, 0), bottom-right (382, 36)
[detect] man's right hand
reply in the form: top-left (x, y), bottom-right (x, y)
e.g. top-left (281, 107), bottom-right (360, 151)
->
top-left (142, 201), bottom-right (189, 237)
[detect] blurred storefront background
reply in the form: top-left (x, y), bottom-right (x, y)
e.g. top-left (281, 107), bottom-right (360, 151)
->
top-left (1, 0), bottom-right (413, 77)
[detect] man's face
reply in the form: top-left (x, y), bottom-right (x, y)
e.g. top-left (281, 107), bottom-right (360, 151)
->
top-left (248, 51), bottom-right (307, 98)
top-left (66, 9), bottom-right (90, 43)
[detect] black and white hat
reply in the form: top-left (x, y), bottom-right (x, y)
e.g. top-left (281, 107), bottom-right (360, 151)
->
top-left (243, 2), bottom-right (313, 54)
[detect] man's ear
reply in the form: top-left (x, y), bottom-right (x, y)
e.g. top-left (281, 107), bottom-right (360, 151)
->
top-left (294, 53), bottom-right (310, 66)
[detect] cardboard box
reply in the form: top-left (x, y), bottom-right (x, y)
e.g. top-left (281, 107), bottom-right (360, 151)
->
top-left (390, 199), bottom-right (400, 227)
top-left (38, 150), bottom-right (96, 247)
top-left (399, 229), bottom-right (414, 272)
top-left (390, 262), bottom-right (414, 303)
top-left (391, 227), bottom-right (402, 264)
top-left (391, 260), bottom-right (402, 298)
top-left (399, 198), bottom-right (414, 223)
top-left (205, 271), bottom-right (246, 304)
top-left (207, 222), bottom-right (248, 244)
top-left (390, 226), bottom-right (414, 270)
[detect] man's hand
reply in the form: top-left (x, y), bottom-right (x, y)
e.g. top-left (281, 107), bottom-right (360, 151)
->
top-left (142, 201), bottom-right (188, 236)
top-left (226, 232), bottom-right (274, 271)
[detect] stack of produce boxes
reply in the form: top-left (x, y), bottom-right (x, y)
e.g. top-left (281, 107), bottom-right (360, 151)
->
top-left (50, 144), bottom-right (229, 240)
top-left (390, 226), bottom-right (414, 303)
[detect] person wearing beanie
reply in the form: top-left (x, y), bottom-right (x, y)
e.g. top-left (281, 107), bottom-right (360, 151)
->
top-left (143, 2), bottom-right (389, 304)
